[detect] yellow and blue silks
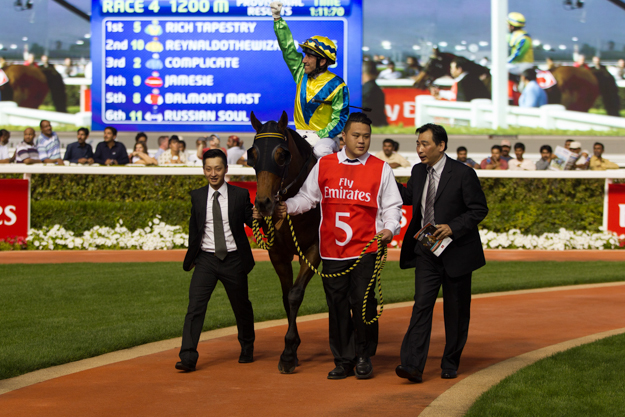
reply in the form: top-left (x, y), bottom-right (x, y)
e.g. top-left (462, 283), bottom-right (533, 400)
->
top-left (274, 18), bottom-right (349, 139)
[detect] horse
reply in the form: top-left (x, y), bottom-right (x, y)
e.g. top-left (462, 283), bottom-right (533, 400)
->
top-left (414, 48), bottom-right (606, 113)
top-left (248, 110), bottom-right (321, 374)
top-left (0, 65), bottom-right (68, 112)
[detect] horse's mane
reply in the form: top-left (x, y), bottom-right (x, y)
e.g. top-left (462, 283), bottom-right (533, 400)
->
top-left (286, 128), bottom-right (314, 161)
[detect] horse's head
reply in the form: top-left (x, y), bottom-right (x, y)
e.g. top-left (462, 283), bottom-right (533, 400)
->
top-left (413, 47), bottom-right (452, 89)
top-left (248, 111), bottom-right (294, 216)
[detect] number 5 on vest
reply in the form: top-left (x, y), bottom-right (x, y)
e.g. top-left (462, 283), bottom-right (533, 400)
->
top-left (335, 212), bottom-right (353, 246)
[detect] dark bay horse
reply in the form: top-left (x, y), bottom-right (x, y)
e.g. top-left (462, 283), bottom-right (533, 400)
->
top-left (414, 49), bottom-right (605, 113)
top-left (0, 65), bottom-right (68, 112)
top-left (248, 111), bottom-right (321, 374)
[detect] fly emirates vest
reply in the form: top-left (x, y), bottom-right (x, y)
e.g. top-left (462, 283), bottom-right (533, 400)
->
top-left (318, 154), bottom-right (385, 260)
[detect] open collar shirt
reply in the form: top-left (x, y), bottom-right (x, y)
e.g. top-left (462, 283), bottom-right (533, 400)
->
top-left (36, 132), bottom-right (61, 160)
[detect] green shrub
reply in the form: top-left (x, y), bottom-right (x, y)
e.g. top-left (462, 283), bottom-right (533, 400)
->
top-left (1, 174), bottom-right (605, 235)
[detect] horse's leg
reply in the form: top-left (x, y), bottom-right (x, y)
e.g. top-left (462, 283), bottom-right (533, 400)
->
top-left (268, 250), bottom-right (294, 319)
top-left (278, 243), bottom-right (321, 374)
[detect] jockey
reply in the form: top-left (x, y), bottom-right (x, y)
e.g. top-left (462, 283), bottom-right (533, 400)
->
top-left (507, 12), bottom-right (534, 76)
top-left (270, 1), bottom-right (349, 159)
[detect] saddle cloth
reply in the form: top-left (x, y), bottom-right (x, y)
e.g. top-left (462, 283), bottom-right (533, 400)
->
top-left (536, 70), bottom-right (557, 89)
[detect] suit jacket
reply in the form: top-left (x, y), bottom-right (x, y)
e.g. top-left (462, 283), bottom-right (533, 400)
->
top-left (398, 156), bottom-right (488, 277)
top-left (183, 183), bottom-right (255, 274)
top-left (456, 73), bottom-right (490, 102)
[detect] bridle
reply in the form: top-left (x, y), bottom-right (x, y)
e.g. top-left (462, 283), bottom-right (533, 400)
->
top-left (247, 130), bottom-right (314, 200)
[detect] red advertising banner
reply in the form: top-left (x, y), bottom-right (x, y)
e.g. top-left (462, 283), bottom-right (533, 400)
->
top-left (230, 181), bottom-right (413, 246)
top-left (382, 88), bottom-right (430, 126)
top-left (606, 182), bottom-right (625, 235)
top-left (0, 179), bottom-right (30, 240)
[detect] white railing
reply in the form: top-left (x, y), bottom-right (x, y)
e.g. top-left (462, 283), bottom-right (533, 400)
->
top-left (415, 95), bottom-right (625, 132)
top-left (0, 102), bottom-right (91, 128)
top-left (2, 164), bottom-right (625, 179)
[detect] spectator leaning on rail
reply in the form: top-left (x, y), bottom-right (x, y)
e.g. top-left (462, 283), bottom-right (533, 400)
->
top-left (378, 61), bottom-right (402, 80)
top-left (499, 140), bottom-right (513, 162)
top-left (535, 145), bottom-right (552, 170)
top-left (589, 142), bottom-right (620, 171)
top-left (481, 145), bottom-right (509, 170)
top-left (0, 128), bottom-right (14, 163)
top-left (154, 135), bottom-right (170, 159)
top-left (15, 128), bottom-right (42, 164)
top-left (271, 1), bottom-right (349, 159)
top-left (508, 142), bottom-right (536, 171)
top-left (375, 138), bottom-right (410, 168)
top-left (518, 69), bottom-right (547, 108)
top-left (567, 141), bottom-right (589, 170)
top-left (226, 135), bottom-right (247, 165)
top-left (93, 126), bottom-right (129, 166)
top-left (36, 120), bottom-right (64, 165)
top-left (158, 135), bottom-right (187, 165)
top-left (456, 146), bottom-right (480, 169)
top-left (130, 141), bottom-right (158, 165)
top-left (63, 127), bottom-right (94, 165)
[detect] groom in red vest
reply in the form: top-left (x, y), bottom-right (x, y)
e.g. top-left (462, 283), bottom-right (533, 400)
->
top-left (275, 112), bottom-right (403, 380)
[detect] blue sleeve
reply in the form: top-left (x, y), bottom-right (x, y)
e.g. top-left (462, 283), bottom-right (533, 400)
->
top-left (93, 143), bottom-right (106, 164)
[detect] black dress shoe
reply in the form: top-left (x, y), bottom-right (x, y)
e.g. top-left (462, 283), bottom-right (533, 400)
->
top-left (355, 357), bottom-right (373, 379)
top-left (395, 365), bottom-right (422, 383)
top-left (441, 370), bottom-right (458, 379)
top-left (238, 354), bottom-right (254, 363)
top-left (327, 366), bottom-right (355, 380)
top-left (175, 361), bottom-right (196, 372)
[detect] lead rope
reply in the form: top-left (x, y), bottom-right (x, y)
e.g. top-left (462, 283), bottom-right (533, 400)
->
top-left (252, 215), bottom-right (387, 325)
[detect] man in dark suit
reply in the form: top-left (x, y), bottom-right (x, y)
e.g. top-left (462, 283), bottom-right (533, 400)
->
top-left (176, 149), bottom-right (256, 372)
top-left (395, 123), bottom-right (488, 383)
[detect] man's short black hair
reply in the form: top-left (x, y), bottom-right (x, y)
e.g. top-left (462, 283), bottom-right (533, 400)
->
top-left (491, 145), bottom-right (503, 152)
top-left (382, 138), bottom-right (394, 146)
top-left (521, 68), bottom-right (536, 81)
top-left (0, 128), bottom-right (10, 137)
top-left (135, 132), bottom-right (147, 142)
top-left (343, 112), bottom-right (372, 134)
top-left (169, 135), bottom-right (180, 145)
top-left (594, 142), bottom-right (605, 150)
top-left (393, 140), bottom-right (399, 152)
top-left (104, 126), bottom-right (118, 136)
top-left (77, 127), bottom-right (89, 136)
top-left (457, 146), bottom-right (467, 153)
top-left (540, 145), bottom-right (553, 153)
top-left (39, 119), bottom-right (50, 128)
top-left (416, 123), bottom-right (448, 151)
top-left (565, 139), bottom-right (573, 144)
top-left (514, 142), bottom-right (525, 151)
top-left (203, 148), bottom-right (227, 167)
top-left (450, 58), bottom-right (464, 71)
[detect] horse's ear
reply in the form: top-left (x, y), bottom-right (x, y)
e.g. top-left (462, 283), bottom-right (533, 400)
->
top-left (250, 111), bottom-right (262, 132)
top-left (278, 111), bottom-right (289, 133)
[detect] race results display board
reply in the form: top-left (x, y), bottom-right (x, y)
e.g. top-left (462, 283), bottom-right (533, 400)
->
top-left (91, 0), bottom-right (363, 132)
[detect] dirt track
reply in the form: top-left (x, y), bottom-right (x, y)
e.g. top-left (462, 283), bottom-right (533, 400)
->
top-left (1, 283), bottom-right (624, 416)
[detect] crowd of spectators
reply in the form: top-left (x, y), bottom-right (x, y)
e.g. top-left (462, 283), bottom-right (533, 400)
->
top-left (0, 121), bottom-right (621, 172)
top-left (0, 121), bottom-right (250, 168)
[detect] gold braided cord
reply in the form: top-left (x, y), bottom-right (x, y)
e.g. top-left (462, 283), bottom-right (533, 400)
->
top-left (254, 133), bottom-right (285, 140)
top-left (285, 215), bottom-right (387, 325)
top-left (252, 217), bottom-right (276, 250)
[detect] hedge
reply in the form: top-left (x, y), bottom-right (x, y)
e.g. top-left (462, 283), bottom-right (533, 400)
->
top-left (3, 174), bottom-right (603, 235)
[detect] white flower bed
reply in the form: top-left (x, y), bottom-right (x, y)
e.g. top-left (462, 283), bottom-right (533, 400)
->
top-left (27, 217), bottom-right (189, 251)
top-left (25, 219), bottom-right (624, 251)
top-left (480, 228), bottom-right (625, 250)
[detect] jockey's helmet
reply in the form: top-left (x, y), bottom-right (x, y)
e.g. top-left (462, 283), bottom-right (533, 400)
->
top-left (300, 36), bottom-right (337, 65)
top-left (507, 12), bottom-right (526, 28)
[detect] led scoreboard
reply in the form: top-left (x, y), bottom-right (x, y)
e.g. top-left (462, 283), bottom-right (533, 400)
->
top-left (91, 0), bottom-right (363, 132)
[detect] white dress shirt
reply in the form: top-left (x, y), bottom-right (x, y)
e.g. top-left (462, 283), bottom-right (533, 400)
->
top-left (201, 182), bottom-right (238, 253)
top-left (285, 148), bottom-right (403, 235)
top-left (421, 154), bottom-right (447, 227)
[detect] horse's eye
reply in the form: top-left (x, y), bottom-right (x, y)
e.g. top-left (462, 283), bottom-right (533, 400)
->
top-left (274, 147), bottom-right (291, 167)
top-left (247, 147), bottom-right (258, 167)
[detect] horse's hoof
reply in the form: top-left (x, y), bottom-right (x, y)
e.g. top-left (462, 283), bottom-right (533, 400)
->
top-left (278, 360), bottom-right (297, 374)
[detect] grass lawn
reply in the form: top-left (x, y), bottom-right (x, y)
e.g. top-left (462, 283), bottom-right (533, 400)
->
top-left (1, 261), bottom-right (624, 380)
top-left (465, 332), bottom-right (625, 417)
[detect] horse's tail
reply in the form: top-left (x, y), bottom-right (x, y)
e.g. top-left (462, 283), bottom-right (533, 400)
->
top-left (590, 68), bottom-right (621, 117)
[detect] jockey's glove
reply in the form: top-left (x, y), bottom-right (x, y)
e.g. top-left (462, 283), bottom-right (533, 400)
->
top-left (270, 1), bottom-right (282, 19)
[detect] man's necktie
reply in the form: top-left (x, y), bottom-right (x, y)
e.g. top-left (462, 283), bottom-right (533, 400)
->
top-left (212, 191), bottom-right (227, 260)
top-left (423, 166), bottom-right (436, 226)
